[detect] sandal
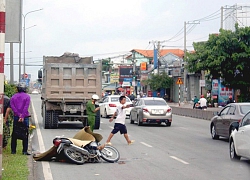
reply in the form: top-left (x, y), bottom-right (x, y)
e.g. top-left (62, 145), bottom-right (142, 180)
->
top-left (128, 140), bottom-right (135, 145)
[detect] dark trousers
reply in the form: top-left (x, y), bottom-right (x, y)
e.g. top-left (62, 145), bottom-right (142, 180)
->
top-left (11, 116), bottom-right (29, 153)
top-left (193, 103), bottom-right (197, 109)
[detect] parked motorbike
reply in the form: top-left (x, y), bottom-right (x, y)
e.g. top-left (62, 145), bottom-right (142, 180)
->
top-left (33, 127), bottom-right (120, 165)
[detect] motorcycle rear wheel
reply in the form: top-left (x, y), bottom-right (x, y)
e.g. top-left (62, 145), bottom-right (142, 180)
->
top-left (63, 146), bottom-right (85, 165)
top-left (100, 146), bottom-right (120, 163)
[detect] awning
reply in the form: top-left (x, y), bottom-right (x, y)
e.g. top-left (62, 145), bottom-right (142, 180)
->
top-left (102, 83), bottom-right (119, 91)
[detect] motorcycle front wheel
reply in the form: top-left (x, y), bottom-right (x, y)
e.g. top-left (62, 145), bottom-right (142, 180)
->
top-left (100, 146), bottom-right (120, 163)
top-left (63, 146), bottom-right (85, 165)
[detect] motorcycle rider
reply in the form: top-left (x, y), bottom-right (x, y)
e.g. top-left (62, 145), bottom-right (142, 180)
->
top-left (86, 94), bottom-right (100, 132)
top-left (199, 95), bottom-right (207, 110)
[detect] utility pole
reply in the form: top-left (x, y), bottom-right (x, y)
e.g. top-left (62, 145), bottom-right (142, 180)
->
top-left (221, 6), bottom-right (223, 29)
top-left (157, 41), bottom-right (161, 75)
top-left (19, 42), bottom-right (22, 81)
top-left (149, 40), bottom-right (161, 74)
top-left (183, 21), bottom-right (187, 103)
top-left (10, 43), bottom-right (13, 83)
top-left (183, 21), bottom-right (199, 102)
top-left (132, 50), bottom-right (137, 96)
top-left (221, 5), bottom-right (243, 31)
top-left (23, 9), bottom-right (43, 75)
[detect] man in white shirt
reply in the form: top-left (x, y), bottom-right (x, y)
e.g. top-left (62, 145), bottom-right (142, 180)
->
top-left (199, 95), bottom-right (207, 110)
top-left (105, 96), bottom-right (134, 145)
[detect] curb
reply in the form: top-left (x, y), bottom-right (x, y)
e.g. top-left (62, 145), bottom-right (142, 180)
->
top-left (28, 110), bottom-right (35, 180)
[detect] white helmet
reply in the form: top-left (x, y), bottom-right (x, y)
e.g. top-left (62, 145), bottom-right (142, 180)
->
top-left (92, 94), bottom-right (99, 100)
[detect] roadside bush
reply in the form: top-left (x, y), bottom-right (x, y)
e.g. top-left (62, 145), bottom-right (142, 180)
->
top-left (4, 84), bottom-right (17, 98)
top-left (3, 83), bottom-right (29, 179)
top-left (3, 84), bottom-right (17, 148)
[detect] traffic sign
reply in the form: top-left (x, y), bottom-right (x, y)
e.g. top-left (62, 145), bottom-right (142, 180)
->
top-left (176, 78), bottom-right (183, 85)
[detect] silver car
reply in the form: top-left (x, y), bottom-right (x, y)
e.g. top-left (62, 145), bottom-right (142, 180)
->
top-left (130, 97), bottom-right (172, 126)
top-left (210, 103), bottom-right (250, 140)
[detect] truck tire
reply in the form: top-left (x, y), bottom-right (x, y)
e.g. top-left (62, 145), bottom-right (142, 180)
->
top-left (94, 105), bottom-right (100, 129)
top-left (51, 111), bottom-right (59, 129)
top-left (44, 109), bottom-right (52, 129)
top-left (44, 109), bottom-right (58, 129)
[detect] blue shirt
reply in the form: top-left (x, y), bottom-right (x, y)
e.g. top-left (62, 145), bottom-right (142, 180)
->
top-left (10, 92), bottom-right (30, 118)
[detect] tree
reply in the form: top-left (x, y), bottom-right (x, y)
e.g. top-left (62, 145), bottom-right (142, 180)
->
top-left (186, 24), bottom-right (250, 101)
top-left (143, 72), bottom-right (173, 91)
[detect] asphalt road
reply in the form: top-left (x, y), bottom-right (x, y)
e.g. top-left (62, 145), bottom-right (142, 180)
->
top-left (30, 95), bottom-right (250, 180)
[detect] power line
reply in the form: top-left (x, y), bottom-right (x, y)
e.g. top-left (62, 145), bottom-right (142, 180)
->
top-left (194, 9), bottom-right (221, 22)
top-left (187, 35), bottom-right (209, 41)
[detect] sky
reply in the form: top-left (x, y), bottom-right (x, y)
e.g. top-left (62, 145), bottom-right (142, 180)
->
top-left (3, 0), bottom-right (250, 82)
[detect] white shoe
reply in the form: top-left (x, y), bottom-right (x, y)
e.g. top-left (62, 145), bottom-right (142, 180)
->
top-left (105, 142), bottom-right (112, 146)
top-left (128, 140), bottom-right (135, 145)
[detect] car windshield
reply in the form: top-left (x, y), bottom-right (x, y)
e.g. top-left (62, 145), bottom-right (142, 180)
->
top-left (110, 97), bottom-right (131, 102)
top-left (144, 100), bottom-right (167, 106)
top-left (240, 105), bottom-right (250, 114)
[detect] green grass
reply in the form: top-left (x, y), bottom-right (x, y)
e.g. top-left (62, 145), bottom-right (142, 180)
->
top-left (2, 137), bottom-right (29, 180)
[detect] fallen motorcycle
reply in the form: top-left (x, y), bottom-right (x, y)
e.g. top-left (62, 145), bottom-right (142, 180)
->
top-left (33, 127), bottom-right (120, 165)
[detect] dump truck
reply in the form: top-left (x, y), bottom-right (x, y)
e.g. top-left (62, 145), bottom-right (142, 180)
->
top-left (39, 52), bottom-right (102, 129)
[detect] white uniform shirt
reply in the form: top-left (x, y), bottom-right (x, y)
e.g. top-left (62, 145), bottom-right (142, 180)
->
top-left (199, 98), bottom-right (207, 107)
top-left (114, 104), bottom-right (126, 124)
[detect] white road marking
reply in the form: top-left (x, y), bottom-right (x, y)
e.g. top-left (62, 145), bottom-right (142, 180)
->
top-left (170, 156), bottom-right (189, 165)
top-left (179, 127), bottom-right (188, 130)
top-left (140, 142), bottom-right (152, 147)
top-left (31, 101), bottom-right (54, 180)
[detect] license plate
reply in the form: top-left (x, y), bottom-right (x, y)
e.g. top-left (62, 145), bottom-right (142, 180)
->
top-left (152, 109), bottom-right (163, 114)
top-left (70, 109), bottom-right (77, 113)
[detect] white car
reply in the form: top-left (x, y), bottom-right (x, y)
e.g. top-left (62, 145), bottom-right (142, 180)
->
top-left (99, 95), bottom-right (133, 118)
top-left (229, 111), bottom-right (250, 160)
top-left (31, 89), bottom-right (40, 94)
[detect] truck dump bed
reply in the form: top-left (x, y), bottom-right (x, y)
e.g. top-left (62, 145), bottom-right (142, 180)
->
top-left (42, 54), bottom-right (102, 102)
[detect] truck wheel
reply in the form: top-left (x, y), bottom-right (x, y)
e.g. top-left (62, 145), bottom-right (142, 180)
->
top-left (51, 111), bottom-right (59, 129)
top-left (44, 110), bottom-right (52, 129)
top-left (43, 107), bottom-right (59, 129)
top-left (94, 105), bottom-right (101, 129)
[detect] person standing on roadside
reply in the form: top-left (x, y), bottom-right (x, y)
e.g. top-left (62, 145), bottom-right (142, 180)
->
top-left (86, 94), bottom-right (100, 132)
top-left (193, 95), bottom-right (199, 109)
top-left (10, 82), bottom-right (31, 155)
top-left (105, 96), bottom-right (134, 145)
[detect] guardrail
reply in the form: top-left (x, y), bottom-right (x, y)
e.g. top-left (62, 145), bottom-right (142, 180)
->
top-left (171, 106), bottom-right (218, 120)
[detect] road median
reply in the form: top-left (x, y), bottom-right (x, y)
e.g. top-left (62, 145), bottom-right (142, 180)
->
top-left (169, 103), bottom-right (222, 120)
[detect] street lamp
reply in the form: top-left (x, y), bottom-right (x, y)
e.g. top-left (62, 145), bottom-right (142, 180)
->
top-left (23, 8), bottom-right (43, 75)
